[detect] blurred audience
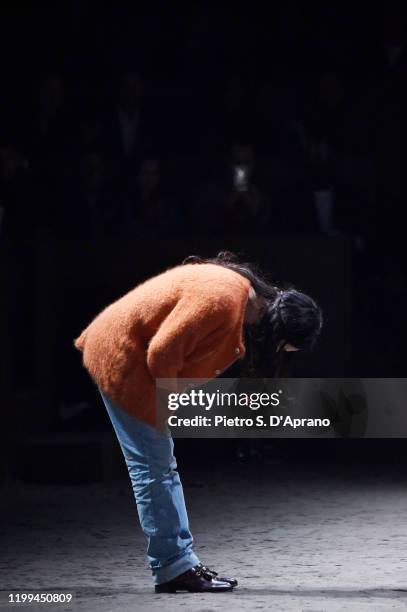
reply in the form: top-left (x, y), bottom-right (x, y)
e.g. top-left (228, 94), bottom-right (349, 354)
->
top-left (23, 73), bottom-right (74, 174)
top-left (2, 23), bottom-right (400, 247)
top-left (191, 144), bottom-right (271, 236)
top-left (49, 151), bottom-right (123, 238)
top-left (76, 151), bottom-right (123, 238)
top-left (1, 3), bottom-right (406, 405)
top-left (102, 71), bottom-right (160, 178)
top-left (0, 142), bottom-right (33, 238)
top-left (121, 156), bottom-right (183, 238)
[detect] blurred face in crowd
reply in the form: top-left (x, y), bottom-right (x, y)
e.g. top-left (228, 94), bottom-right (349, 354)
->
top-left (40, 74), bottom-right (64, 114)
top-left (224, 78), bottom-right (245, 111)
top-left (319, 72), bottom-right (344, 109)
top-left (118, 73), bottom-right (142, 113)
top-left (0, 146), bottom-right (19, 180)
top-left (382, 7), bottom-right (406, 44)
top-left (255, 82), bottom-right (275, 122)
top-left (138, 159), bottom-right (160, 193)
top-left (231, 145), bottom-right (254, 166)
top-left (0, 146), bottom-right (27, 180)
top-left (80, 118), bottom-right (103, 149)
top-left (81, 153), bottom-right (106, 191)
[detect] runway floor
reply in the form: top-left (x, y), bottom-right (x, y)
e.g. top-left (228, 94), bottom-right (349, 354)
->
top-left (1, 460), bottom-right (407, 611)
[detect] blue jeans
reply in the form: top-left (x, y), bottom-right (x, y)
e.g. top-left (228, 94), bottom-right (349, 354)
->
top-left (99, 390), bottom-right (200, 584)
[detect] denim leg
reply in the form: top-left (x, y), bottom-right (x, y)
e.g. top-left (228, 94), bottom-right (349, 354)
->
top-left (99, 390), bottom-right (200, 584)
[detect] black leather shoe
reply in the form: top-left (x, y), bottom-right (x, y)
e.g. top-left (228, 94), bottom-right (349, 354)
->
top-left (154, 564), bottom-right (234, 593)
top-left (196, 562), bottom-right (238, 587)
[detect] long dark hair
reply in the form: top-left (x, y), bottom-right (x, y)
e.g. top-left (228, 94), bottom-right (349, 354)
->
top-left (183, 251), bottom-right (323, 377)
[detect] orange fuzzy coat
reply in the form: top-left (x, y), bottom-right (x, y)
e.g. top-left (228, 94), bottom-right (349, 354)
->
top-left (74, 263), bottom-right (251, 426)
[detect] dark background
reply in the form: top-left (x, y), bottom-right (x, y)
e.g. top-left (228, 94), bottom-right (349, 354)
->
top-left (1, 1), bottom-right (406, 483)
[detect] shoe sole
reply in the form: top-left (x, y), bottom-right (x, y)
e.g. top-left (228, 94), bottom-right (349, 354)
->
top-left (155, 585), bottom-right (234, 593)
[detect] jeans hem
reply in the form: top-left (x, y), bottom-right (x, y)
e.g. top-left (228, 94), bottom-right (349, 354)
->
top-left (152, 550), bottom-right (201, 585)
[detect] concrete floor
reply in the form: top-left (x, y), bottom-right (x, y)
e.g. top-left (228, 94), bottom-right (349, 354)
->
top-left (1, 462), bottom-right (407, 611)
